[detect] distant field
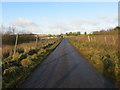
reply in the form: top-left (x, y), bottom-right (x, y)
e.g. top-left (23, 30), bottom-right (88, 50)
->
top-left (68, 34), bottom-right (120, 88)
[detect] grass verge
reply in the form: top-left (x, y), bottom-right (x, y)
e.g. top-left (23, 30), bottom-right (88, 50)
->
top-left (2, 38), bottom-right (62, 88)
top-left (68, 37), bottom-right (120, 88)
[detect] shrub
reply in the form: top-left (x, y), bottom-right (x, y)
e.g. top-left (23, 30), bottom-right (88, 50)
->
top-left (29, 54), bottom-right (38, 61)
top-left (2, 49), bottom-right (13, 59)
top-left (18, 53), bottom-right (27, 61)
top-left (2, 66), bottom-right (24, 88)
top-left (20, 59), bottom-right (32, 67)
top-left (16, 48), bottom-right (24, 54)
top-left (28, 49), bottom-right (37, 55)
top-left (3, 56), bottom-right (12, 62)
top-left (13, 52), bottom-right (21, 60)
top-left (37, 49), bottom-right (46, 54)
top-left (2, 62), bottom-right (9, 72)
top-left (9, 60), bottom-right (20, 66)
top-left (99, 54), bottom-right (113, 69)
top-left (43, 45), bottom-right (48, 49)
top-left (3, 52), bottom-right (10, 59)
top-left (3, 66), bottom-right (16, 76)
top-left (2, 60), bottom-right (20, 72)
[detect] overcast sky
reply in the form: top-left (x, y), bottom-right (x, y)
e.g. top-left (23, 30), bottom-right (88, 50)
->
top-left (1, 2), bottom-right (118, 34)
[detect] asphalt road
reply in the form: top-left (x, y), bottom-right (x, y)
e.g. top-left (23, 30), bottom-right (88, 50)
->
top-left (20, 38), bottom-right (115, 88)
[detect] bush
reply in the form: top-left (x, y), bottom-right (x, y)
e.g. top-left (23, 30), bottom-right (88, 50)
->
top-left (13, 53), bottom-right (21, 60)
top-left (3, 66), bottom-right (17, 76)
top-left (18, 53), bottom-right (27, 61)
top-left (99, 54), bottom-right (113, 69)
top-left (2, 62), bottom-right (9, 73)
top-left (3, 50), bottom-right (13, 59)
top-left (3, 56), bottom-right (12, 62)
top-left (29, 54), bottom-right (38, 61)
top-left (2, 66), bottom-right (24, 88)
top-left (28, 49), bottom-right (37, 55)
top-left (2, 60), bottom-right (20, 72)
top-left (20, 59), bottom-right (32, 67)
top-left (16, 48), bottom-right (24, 54)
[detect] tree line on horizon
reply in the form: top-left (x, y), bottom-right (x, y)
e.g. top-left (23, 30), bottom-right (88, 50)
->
top-left (64, 26), bottom-right (120, 36)
top-left (92, 26), bottom-right (120, 35)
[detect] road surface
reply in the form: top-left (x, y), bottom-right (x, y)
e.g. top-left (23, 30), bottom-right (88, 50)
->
top-left (20, 38), bottom-right (115, 88)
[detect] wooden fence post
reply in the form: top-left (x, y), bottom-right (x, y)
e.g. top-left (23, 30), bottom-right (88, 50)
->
top-left (112, 36), bottom-right (115, 45)
top-left (94, 36), bottom-right (96, 42)
top-left (88, 35), bottom-right (90, 42)
top-left (13, 34), bottom-right (18, 59)
top-left (104, 36), bottom-right (107, 43)
top-left (35, 35), bottom-right (38, 49)
top-left (91, 36), bottom-right (92, 42)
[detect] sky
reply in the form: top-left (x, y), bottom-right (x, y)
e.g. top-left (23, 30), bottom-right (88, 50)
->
top-left (1, 0), bottom-right (119, 2)
top-left (1, 2), bottom-right (118, 34)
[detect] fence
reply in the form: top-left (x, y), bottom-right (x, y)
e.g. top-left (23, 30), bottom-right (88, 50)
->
top-left (2, 34), bottom-right (58, 59)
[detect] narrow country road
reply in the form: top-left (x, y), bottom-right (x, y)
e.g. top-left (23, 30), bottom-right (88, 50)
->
top-left (20, 38), bottom-right (115, 88)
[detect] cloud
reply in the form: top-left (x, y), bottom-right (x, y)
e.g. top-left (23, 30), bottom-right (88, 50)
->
top-left (0, 24), bottom-right (2, 34)
top-left (48, 24), bottom-right (74, 33)
top-left (0, 24), bottom-right (10, 34)
top-left (72, 19), bottom-right (99, 26)
top-left (10, 18), bottom-right (40, 33)
top-left (97, 14), bottom-right (118, 23)
top-left (11, 18), bottom-right (39, 27)
top-left (47, 18), bottom-right (111, 34)
top-left (8, 15), bottom-right (117, 34)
